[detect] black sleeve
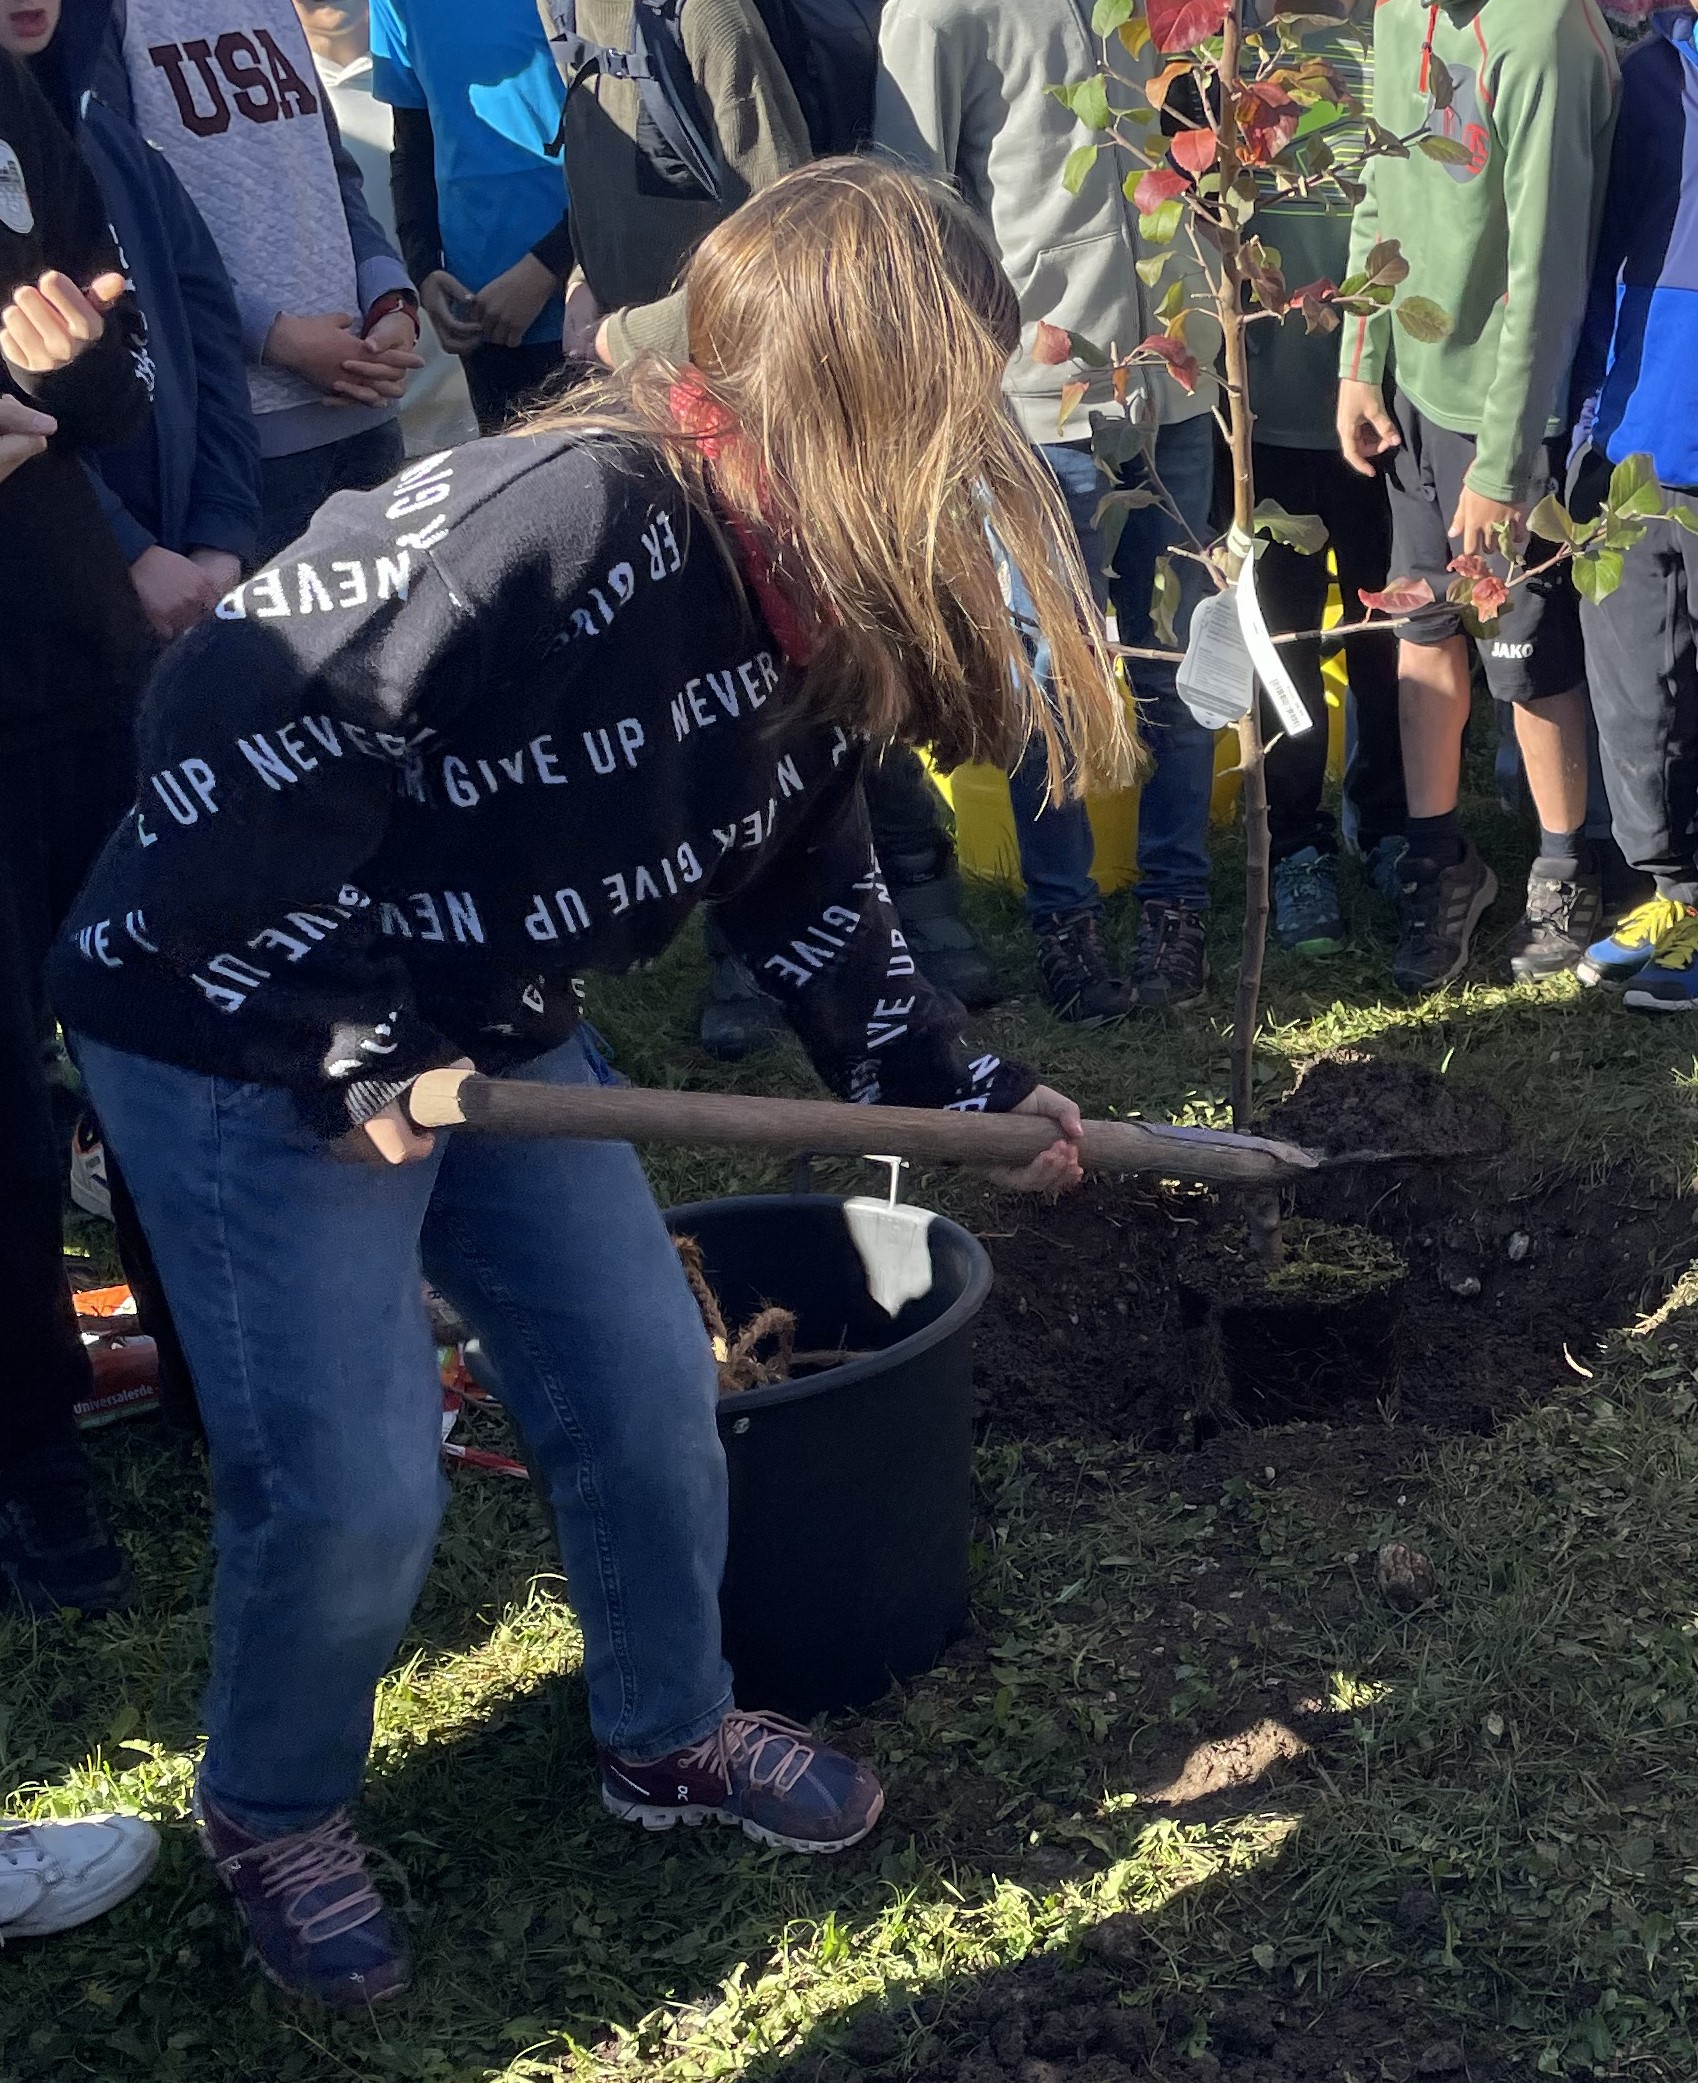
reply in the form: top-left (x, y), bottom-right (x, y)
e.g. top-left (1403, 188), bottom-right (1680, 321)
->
top-left (712, 757), bottom-right (1038, 1114)
top-left (529, 210), bottom-right (574, 279)
top-left (390, 103), bottom-right (445, 287)
top-left (4, 77), bottom-right (151, 448)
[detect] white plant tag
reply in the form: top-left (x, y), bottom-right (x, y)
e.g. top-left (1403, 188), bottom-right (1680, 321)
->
top-left (1176, 590), bottom-right (1256, 729)
top-left (844, 1199), bottom-right (936, 1319)
top-left (1235, 555), bottom-right (1313, 738)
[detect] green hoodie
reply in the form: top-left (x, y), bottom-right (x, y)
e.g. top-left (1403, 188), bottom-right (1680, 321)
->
top-left (1341, 0), bottom-right (1618, 503)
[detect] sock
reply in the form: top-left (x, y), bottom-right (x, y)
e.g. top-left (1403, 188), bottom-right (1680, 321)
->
top-left (1404, 810), bottom-right (1464, 869)
top-left (1536, 826), bottom-right (1587, 879)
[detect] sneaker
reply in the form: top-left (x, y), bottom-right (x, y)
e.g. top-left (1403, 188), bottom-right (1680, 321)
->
top-left (197, 1785), bottom-right (410, 2008)
top-left (1391, 843), bottom-right (1498, 993)
top-left (1128, 900), bottom-right (1209, 1009)
top-left (885, 847), bottom-right (1001, 1010)
top-left (1362, 834), bottom-right (1408, 905)
top-left (600, 1709), bottom-right (884, 1854)
top-left (0, 1816), bottom-right (160, 1939)
top-left (699, 956), bottom-right (786, 1062)
top-left (0, 1445), bottom-right (131, 1615)
top-left (1272, 847), bottom-right (1347, 955)
top-left (1578, 894), bottom-right (1694, 989)
top-left (1623, 908), bottom-right (1698, 1012)
top-left (1035, 908), bottom-right (1133, 1024)
top-left (1506, 857), bottom-right (1604, 982)
top-left (68, 1116), bottom-right (112, 1223)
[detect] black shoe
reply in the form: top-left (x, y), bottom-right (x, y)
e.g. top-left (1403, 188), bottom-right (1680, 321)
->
top-left (1036, 909), bottom-right (1133, 1024)
top-left (0, 1445), bottom-right (131, 1615)
top-left (1506, 856), bottom-right (1604, 982)
top-left (884, 847), bottom-right (1002, 1010)
top-left (1128, 900), bottom-right (1209, 1009)
top-left (1392, 841), bottom-right (1499, 992)
top-left (699, 956), bottom-right (786, 1063)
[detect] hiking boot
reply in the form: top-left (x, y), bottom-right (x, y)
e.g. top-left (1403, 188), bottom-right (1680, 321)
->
top-left (1272, 847), bottom-right (1347, 955)
top-left (1361, 834), bottom-right (1408, 905)
top-left (600, 1709), bottom-right (884, 1854)
top-left (0, 1816), bottom-right (160, 1939)
top-left (197, 1785), bottom-right (410, 2008)
top-left (1624, 907), bottom-right (1698, 1012)
top-left (1391, 842), bottom-right (1498, 993)
top-left (699, 956), bottom-right (786, 1062)
top-left (1128, 900), bottom-right (1209, 1009)
top-left (1035, 908), bottom-right (1133, 1024)
top-left (1506, 857), bottom-right (1604, 982)
top-left (1578, 894), bottom-right (1694, 989)
top-left (884, 847), bottom-right (1001, 1010)
top-left (0, 1444), bottom-right (131, 1615)
top-left (68, 1115), bottom-right (112, 1222)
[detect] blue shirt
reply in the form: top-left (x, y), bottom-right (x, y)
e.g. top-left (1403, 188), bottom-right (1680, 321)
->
top-left (369, 0), bottom-right (568, 348)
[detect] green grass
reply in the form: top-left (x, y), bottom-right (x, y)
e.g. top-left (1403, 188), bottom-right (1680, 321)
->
top-left (12, 760), bottom-right (1698, 2081)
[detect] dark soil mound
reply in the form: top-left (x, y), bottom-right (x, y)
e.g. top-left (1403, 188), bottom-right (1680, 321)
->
top-left (1262, 1051), bottom-right (1509, 1162)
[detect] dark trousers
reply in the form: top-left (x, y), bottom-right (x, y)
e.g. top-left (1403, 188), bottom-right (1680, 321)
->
top-left (1253, 443), bottom-right (1405, 862)
top-left (1575, 450), bottom-right (1698, 903)
top-left (863, 744), bottom-right (954, 870)
top-left (257, 420), bottom-right (407, 566)
top-left (0, 732), bottom-right (132, 1479)
top-left (464, 341), bottom-right (566, 437)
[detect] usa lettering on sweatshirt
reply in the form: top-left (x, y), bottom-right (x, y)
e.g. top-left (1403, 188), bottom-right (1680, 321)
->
top-left (51, 431), bottom-right (1037, 1135)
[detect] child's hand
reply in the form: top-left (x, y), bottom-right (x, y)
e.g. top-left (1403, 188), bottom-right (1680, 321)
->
top-left (130, 544), bottom-right (219, 641)
top-left (0, 270), bottom-right (127, 377)
top-left (0, 395), bottom-right (54, 485)
top-left (473, 253), bottom-right (558, 349)
top-left (264, 311), bottom-right (366, 399)
top-left (420, 271), bottom-right (482, 355)
top-left (988, 1085), bottom-right (1086, 1196)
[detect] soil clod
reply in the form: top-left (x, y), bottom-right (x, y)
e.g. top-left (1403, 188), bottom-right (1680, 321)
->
top-left (1376, 1541), bottom-right (1439, 1610)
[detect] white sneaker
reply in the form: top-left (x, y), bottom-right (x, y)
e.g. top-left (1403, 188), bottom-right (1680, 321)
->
top-left (0, 1817), bottom-right (160, 1939)
top-left (68, 1116), bottom-right (113, 1224)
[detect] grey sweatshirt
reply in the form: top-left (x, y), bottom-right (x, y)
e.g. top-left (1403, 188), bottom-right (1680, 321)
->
top-left (120, 0), bottom-right (412, 458)
top-left (874, 0), bottom-right (1218, 447)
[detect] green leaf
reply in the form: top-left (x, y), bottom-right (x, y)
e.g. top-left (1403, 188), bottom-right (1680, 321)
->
top-left (1667, 504), bottom-right (1698, 535)
top-left (1136, 252), bottom-right (1172, 287)
top-left (1063, 143), bottom-right (1100, 195)
top-left (1608, 450), bottom-right (1659, 514)
top-left (1139, 198), bottom-right (1184, 245)
top-left (1572, 546), bottom-right (1624, 605)
top-left (1092, 0), bottom-right (1136, 30)
top-left (1252, 499), bottom-right (1328, 554)
top-left (1065, 73), bottom-right (1114, 132)
top-left (1416, 132), bottom-right (1475, 165)
top-left (1158, 278), bottom-right (1188, 321)
top-left (1151, 553), bottom-right (1182, 648)
top-left (1068, 329), bottom-right (1112, 369)
top-left (1394, 295), bottom-right (1452, 344)
top-left (1526, 493), bottom-right (1575, 545)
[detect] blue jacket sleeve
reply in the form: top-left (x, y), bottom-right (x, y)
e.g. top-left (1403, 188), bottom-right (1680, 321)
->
top-left (84, 460), bottom-right (155, 564)
top-left (149, 147), bottom-right (261, 564)
top-left (321, 90), bottom-right (414, 315)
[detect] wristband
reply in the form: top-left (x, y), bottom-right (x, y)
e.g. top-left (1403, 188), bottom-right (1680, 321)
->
top-left (363, 290), bottom-right (421, 344)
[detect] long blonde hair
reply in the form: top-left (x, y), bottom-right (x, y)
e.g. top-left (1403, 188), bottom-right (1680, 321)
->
top-left (535, 158), bottom-right (1135, 798)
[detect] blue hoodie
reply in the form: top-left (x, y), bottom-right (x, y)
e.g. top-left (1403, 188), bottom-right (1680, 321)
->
top-left (32, 0), bottom-right (260, 563)
top-left (1573, 9), bottom-right (1698, 489)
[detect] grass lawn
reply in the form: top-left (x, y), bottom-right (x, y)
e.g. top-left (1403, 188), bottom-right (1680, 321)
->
top-left (9, 764), bottom-right (1698, 2083)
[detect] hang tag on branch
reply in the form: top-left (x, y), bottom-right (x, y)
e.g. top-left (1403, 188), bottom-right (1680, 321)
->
top-left (1176, 590), bottom-right (1256, 729)
top-left (1235, 554), bottom-right (1313, 738)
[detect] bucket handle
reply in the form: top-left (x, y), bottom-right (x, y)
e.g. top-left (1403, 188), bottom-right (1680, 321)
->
top-left (789, 1153), bottom-right (909, 1206)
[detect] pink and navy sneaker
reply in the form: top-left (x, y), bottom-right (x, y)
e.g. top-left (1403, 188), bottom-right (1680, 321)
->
top-left (196, 1784), bottom-right (410, 2008)
top-left (600, 1710), bottom-right (884, 1854)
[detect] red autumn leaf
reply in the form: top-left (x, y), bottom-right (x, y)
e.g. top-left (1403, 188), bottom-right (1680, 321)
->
top-left (1235, 80), bottom-right (1301, 163)
top-left (1146, 0), bottom-right (1231, 52)
top-left (1171, 127), bottom-right (1218, 175)
top-left (1470, 575), bottom-right (1510, 616)
top-left (1288, 277), bottom-right (1338, 307)
top-left (1133, 166), bottom-right (1190, 215)
top-left (1360, 577), bottom-right (1436, 615)
top-left (1032, 319), bottom-right (1075, 367)
top-left (1138, 332), bottom-right (1200, 393)
top-left (1446, 552), bottom-right (1492, 580)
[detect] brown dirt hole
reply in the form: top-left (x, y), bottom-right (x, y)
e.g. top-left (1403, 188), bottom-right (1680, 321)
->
top-left (974, 1056), bottom-right (1684, 1447)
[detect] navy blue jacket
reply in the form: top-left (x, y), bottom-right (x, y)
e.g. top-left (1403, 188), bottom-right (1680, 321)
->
top-left (1574, 10), bottom-right (1698, 491)
top-left (34, 0), bottom-right (260, 562)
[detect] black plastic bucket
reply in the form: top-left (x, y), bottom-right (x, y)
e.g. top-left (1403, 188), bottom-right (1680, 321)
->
top-left (665, 1193), bottom-right (992, 1719)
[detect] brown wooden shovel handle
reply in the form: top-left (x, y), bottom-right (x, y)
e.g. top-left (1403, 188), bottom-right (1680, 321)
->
top-left (403, 1069), bottom-right (1319, 1186)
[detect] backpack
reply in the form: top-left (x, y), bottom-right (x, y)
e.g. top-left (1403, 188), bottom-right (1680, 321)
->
top-left (539, 0), bottom-right (884, 210)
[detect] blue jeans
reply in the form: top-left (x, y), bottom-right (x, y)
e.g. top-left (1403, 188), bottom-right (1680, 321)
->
top-left (257, 419), bottom-right (407, 566)
top-left (1041, 418), bottom-right (1217, 909)
top-left (1003, 549), bottom-right (1102, 926)
top-left (73, 1030), bottom-right (733, 1837)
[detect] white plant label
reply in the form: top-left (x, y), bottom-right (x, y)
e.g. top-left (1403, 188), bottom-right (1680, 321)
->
top-left (1235, 554), bottom-right (1313, 739)
top-left (1176, 590), bottom-right (1256, 730)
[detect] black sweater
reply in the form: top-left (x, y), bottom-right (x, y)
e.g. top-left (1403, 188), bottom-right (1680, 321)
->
top-left (52, 431), bottom-right (1035, 1136)
top-left (0, 50), bottom-right (153, 747)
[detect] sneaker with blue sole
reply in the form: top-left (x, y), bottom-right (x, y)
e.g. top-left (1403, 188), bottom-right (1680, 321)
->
top-left (600, 1709), bottom-right (884, 1854)
top-left (196, 1785), bottom-right (411, 2008)
top-left (1578, 895), bottom-right (1694, 989)
top-left (1623, 909), bottom-right (1698, 1012)
top-left (1273, 847), bottom-right (1347, 955)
